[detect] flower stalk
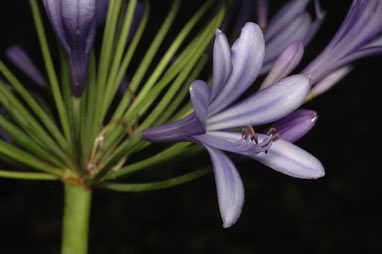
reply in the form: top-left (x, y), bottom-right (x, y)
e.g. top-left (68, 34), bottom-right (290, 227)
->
top-left (61, 183), bottom-right (92, 254)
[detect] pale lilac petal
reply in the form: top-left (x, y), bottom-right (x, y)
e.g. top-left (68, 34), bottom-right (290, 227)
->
top-left (210, 30), bottom-right (232, 101)
top-left (260, 41), bottom-right (304, 90)
top-left (205, 145), bottom-right (244, 228)
top-left (312, 65), bottom-right (354, 96)
top-left (250, 134), bottom-right (325, 179)
top-left (6, 46), bottom-right (46, 86)
top-left (207, 75), bottom-right (310, 131)
top-left (262, 12), bottom-right (311, 73)
top-left (189, 80), bottom-right (210, 131)
top-left (141, 113), bottom-right (204, 143)
top-left (209, 23), bottom-right (265, 115)
top-left (273, 109), bottom-right (318, 143)
top-left (265, 0), bottom-right (310, 41)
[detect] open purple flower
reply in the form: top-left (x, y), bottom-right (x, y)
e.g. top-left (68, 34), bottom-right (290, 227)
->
top-left (43, 0), bottom-right (102, 96)
top-left (142, 23), bottom-right (324, 228)
top-left (302, 0), bottom-right (382, 96)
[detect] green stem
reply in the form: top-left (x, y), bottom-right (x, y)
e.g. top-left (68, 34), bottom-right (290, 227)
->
top-left (0, 170), bottom-right (58, 180)
top-left (61, 184), bottom-right (92, 254)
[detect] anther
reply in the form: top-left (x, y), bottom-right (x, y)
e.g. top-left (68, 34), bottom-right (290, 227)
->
top-left (266, 127), bottom-right (277, 136)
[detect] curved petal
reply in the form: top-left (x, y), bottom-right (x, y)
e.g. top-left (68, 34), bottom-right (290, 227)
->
top-left (141, 113), bottom-right (204, 143)
top-left (5, 46), bottom-right (46, 86)
top-left (273, 109), bottom-right (318, 143)
top-left (260, 41), bottom-right (304, 89)
top-left (43, 0), bottom-right (70, 53)
top-left (190, 80), bottom-right (210, 131)
top-left (205, 145), bottom-right (244, 228)
top-left (311, 65), bottom-right (354, 96)
top-left (207, 75), bottom-right (311, 131)
top-left (250, 135), bottom-right (325, 179)
top-left (209, 22), bottom-right (265, 115)
top-left (265, 0), bottom-right (310, 41)
top-left (210, 30), bottom-right (232, 101)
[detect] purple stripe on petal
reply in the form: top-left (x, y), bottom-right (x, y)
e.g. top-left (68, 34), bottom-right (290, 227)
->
top-left (249, 134), bottom-right (325, 179)
top-left (141, 113), bottom-right (204, 143)
top-left (209, 23), bottom-right (265, 115)
top-left (260, 41), bottom-right (304, 90)
top-left (208, 75), bottom-right (310, 131)
top-left (189, 80), bottom-right (210, 131)
top-left (6, 46), bottom-right (46, 86)
top-left (273, 109), bottom-right (318, 143)
top-left (210, 30), bottom-right (232, 101)
top-left (205, 145), bottom-right (244, 228)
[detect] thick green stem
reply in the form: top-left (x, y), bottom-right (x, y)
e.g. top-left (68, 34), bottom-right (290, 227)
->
top-left (62, 184), bottom-right (92, 254)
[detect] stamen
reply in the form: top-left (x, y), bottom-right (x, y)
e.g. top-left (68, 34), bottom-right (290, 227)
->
top-left (241, 127), bottom-right (249, 140)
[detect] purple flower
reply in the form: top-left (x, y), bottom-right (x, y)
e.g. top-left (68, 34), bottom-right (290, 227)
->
top-left (5, 46), bottom-right (46, 86)
top-left (42, 0), bottom-right (102, 96)
top-left (302, 0), bottom-right (382, 96)
top-left (142, 23), bottom-right (324, 227)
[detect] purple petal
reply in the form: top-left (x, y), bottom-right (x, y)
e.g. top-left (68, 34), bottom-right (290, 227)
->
top-left (207, 75), bottom-right (311, 131)
top-left (265, 0), bottom-right (310, 41)
top-left (205, 145), bottom-right (244, 228)
top-left (300, 0), bottom-right (325, 46)
top-left (311, 65), bottom-right (354, 96)
top-left (260, 41), bottom-right (304, 90)
top-left (141, 113), bottom-right (204, 143)
top-left (262, 12), bottom-right (311, 73)
top-left (189, 80), bottom-right (210, 131)
top-left (209, 22), bottom-right (265, 115)
top-left (5, 46), bottom-right (46, 86)
top-left (249, 134), bottom-right (325, 179)
top-left (210, 30), bottom-right (232, 101)
top-left (273, 109), bottom-right (318, 143)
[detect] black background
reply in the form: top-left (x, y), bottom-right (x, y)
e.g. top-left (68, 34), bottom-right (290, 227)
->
top-left (0, 1), bottom-right (381, 253)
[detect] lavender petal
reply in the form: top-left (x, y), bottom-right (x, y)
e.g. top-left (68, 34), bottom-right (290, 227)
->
top-left (250, 134), bottom-right (325, 179)
top-left (260, 41), bottom-right (304, 90)
top-left (141, 113), bottom-right (204, 143)
top-left (208, 75), bottom-right (310, 131)
top-left (189, 80), bottom-right (210, 131)
top-left (205, 145), bottom-right (244, 228)
top-left (273, 109), bottom-right (318, 143)
top-left (209, 23), bottom-right (265, 115)
top-left (6, 46), bottom-right (46, 86)
top-left (210, 30), bottom-right (232, 101)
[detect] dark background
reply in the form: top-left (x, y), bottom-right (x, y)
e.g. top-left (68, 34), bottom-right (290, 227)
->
top-left (0, 1), bottom-right (381, 253)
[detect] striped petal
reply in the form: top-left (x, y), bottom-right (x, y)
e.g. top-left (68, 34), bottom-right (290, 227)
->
top-left (209, 23), bottom-right (265, 115)
top-left (210, 30), bottom-right (232, 101)
top-left (189, 80), bottom-right (210, 131)
top-left (141, 113), bottom-right (204, 143)
top-left (260, 41), bottom-right (304, 90)
top-left (205, 145), bottom-right (244, 228)
top-left (207, 75), bottom-right (310, 131)
top-left (250, 134), bottom-right (325, 179)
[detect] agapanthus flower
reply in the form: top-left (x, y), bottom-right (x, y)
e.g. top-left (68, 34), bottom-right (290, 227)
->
top-left (42, 0), bottom-right (106, 96)
top-left (302, 0), bottom-right (382, 96)
top-left (142, 23), bottom-right (324, 227)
